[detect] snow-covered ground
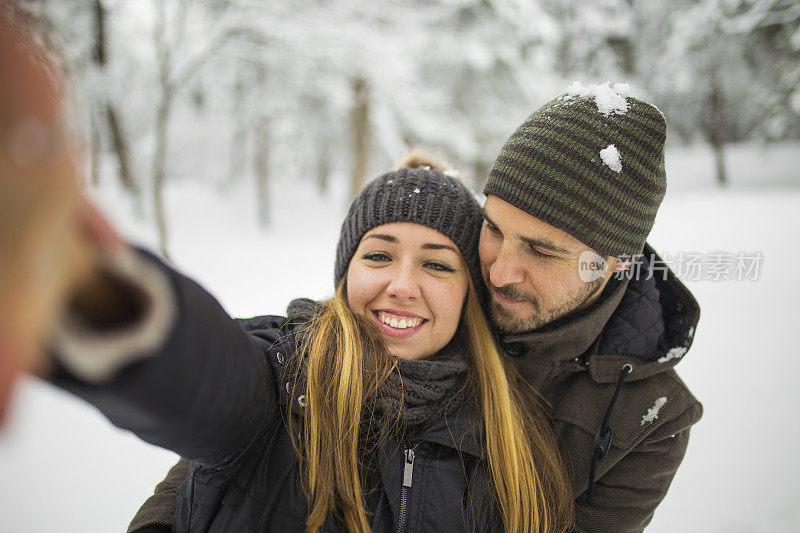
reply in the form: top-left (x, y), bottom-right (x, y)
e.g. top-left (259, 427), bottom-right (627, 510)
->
top-left (0, 141), bottom-right (798, 532)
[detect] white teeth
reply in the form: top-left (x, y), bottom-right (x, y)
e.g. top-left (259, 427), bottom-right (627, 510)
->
top-left (378, 312), bottom-right (423, 329)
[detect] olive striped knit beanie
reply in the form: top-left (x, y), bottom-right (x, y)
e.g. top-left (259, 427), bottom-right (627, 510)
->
top-left (335, 165), bottom-right (485, 298)
top-left (484, 83), bottom-right (667, 257)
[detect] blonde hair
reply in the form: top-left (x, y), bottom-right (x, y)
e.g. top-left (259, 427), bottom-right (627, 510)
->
top-left (289, 279), bottom-right (573, 533)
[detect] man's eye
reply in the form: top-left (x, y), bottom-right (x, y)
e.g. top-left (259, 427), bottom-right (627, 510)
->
top-left (363, 252), bottom-right (390, 262)
top-left (425, 261), bottom-right (455, 272)
top-left (528, 246), bottom-right (553, 259)
top-left (484, 221), bottom-right (501, 236)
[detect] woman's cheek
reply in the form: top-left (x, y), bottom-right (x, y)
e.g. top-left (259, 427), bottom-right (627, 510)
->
top-left (434, 281), bottom-right (467, 326)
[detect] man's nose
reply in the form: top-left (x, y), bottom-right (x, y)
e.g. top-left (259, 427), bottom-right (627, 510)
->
top-left (386, 264), bottom-right (421, 301)
top-left (489, 247), bottom-right (525, 287)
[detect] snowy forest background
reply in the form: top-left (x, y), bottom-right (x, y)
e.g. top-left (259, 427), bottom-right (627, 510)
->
top-left (1, 0), bottom-right (799, 532)
top-left (12, 0), bottom-right (800, 258)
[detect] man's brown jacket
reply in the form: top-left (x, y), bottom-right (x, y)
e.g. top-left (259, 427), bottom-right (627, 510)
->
top-left (501, 245), bottom-right (702, 531)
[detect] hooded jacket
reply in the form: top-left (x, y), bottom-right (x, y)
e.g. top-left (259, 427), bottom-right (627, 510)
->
top-left (500, 244), bottom-right (702, 532)
top-left (53, 250), bottom-right (501, 533)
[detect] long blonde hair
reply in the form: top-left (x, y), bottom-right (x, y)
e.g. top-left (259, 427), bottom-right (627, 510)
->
top-left (289, 277), bottom-right (573, 532)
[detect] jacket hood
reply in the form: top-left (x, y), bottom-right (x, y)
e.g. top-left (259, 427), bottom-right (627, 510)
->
top-left (501, 243), bottom-right (700, 384)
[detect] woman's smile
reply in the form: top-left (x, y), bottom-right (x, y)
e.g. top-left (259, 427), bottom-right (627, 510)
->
top-left (373, 309), bottom-right (427, 337)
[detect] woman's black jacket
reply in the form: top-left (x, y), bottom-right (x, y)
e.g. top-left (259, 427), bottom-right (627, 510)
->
top-left (52, 250), bottom-right (495, 532)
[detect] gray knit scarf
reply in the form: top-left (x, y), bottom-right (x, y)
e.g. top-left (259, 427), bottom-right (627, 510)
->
top-left (376, 348), bottom-right (469, 429)
top-left (287, 299), bottom-right (469, 430)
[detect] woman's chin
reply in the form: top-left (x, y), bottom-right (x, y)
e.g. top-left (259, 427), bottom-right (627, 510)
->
top-left (386, 344), bottom-right (423, 361)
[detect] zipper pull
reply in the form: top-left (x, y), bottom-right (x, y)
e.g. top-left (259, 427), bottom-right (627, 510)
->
top-left (403, 447), bottom-right (416, 488)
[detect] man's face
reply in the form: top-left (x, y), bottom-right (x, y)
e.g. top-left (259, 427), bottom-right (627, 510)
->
top-left (479, 195), bottom-right (619, 334)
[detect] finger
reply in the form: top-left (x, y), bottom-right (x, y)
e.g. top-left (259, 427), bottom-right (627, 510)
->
top-left (78, 197), bottom-right (124, 254)
top-left (0, 332), bottom-right (34, 429)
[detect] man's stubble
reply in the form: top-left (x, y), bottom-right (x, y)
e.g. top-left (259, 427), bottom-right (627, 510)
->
top-left (487, 276), bottom-right (605, 334)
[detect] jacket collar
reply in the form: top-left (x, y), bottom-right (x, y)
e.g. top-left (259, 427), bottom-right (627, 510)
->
top-left (499, 243), bottom-right (700, 384)
top-left (500, 274), bottom-right (629, 369)
top-left (412, 402), bottom-right (484, 458)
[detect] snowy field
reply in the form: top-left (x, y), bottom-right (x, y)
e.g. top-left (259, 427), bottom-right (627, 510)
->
top-left (0, 141), bottom-right (798, 532)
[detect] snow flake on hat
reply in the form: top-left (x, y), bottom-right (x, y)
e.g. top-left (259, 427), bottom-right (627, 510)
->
top-left (599, 144), bottom-right (622, 173)
top-left (641, 397), bottom-right (667, 426)
top-left (443, 168), bottom-right (460, 178)
top-left (567, 81), bottom-right (630, 115)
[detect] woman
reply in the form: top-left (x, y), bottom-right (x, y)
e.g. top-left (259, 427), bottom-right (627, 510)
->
top-left (4, 145), bottom-right (573, 529)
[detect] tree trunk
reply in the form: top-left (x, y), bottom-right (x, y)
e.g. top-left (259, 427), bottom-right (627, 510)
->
top-left (316, 131), bottom-right (330, 195)
top-left (93, 0), bottom-right (137, 198)
top-left (152, 0), bottom-right (172, 260)
top-left (472, 158), bottom-right (489, 192)
top-left (227, 74), bottom-right (247, 190)
top-left (350, 77), bottom-right (369, 199)
top-left (90, 110), bottom-right (100, 187)
top-left (152, 91), bottom-right (172, 260)
top-left (227, 122), bottom-right (247, 189)
top-left (709, 67), bottom-right (728, 187)
top-left (92, 0), bottom-right (106, 65)
top-left (254, 117), bottom-right (270, 227)
top-left (105, 104), bottom-right (136, 193)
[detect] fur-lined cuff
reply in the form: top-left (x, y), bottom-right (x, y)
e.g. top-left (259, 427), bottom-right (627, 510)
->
top-left (52, 247), bottom-right (176, 383)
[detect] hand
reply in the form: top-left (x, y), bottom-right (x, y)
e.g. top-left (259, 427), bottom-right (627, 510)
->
top-left (0, 14), bottom-right (97, 424)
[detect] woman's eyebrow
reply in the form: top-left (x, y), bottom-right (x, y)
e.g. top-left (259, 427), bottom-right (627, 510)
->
top-left (364, 234), bottom-right (396, 243)
top-left (422, 243), bottom-right (457, 253)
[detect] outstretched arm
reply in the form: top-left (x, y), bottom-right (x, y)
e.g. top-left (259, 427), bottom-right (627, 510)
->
top-left (48, 246), bottom-right (279, 466)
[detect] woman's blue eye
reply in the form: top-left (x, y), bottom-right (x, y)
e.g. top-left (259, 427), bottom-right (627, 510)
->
top-left (425, 261), bottom-right (455, 272)
top-left (363, 252), bottom-right (390, 262)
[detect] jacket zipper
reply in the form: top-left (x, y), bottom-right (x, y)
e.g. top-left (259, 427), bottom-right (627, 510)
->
top-left (396, 442), bottom-right (419, 533)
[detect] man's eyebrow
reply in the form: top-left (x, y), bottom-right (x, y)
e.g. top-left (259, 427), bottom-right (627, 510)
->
top-left (484, 211), bottom-right (573, 255)
top-left (364, 234), bottom-right (396, 243)
top-left (519, 236), bottom-right (573, 255)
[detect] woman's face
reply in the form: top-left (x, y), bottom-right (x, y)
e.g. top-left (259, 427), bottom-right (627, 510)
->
top-left (346, 222), bottom-right (469, 360)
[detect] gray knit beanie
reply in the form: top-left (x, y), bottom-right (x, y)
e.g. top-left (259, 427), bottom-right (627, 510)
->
top-left (335, 166), bottom-right (484, 298)
top-left (484, 82), bottom-right (667, 257)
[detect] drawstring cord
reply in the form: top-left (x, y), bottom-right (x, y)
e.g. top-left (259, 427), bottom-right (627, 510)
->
top-left (586, 363), bottom-right (633, 505)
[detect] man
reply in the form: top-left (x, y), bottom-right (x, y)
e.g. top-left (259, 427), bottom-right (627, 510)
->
top-left (128, 84), bottom-right (701, 532)
top-left (480, 83), bottom-right (702, 531)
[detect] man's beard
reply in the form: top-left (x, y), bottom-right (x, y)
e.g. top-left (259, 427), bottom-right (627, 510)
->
top-left (487, 277), bottom-right (605, 334)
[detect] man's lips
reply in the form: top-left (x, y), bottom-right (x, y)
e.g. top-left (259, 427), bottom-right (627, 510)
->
top-left (491, 286), bottom-right (530, 306)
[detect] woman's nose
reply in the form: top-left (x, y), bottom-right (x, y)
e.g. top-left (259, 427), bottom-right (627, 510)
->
top-left (385, 265), bottom-right (421, 301)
